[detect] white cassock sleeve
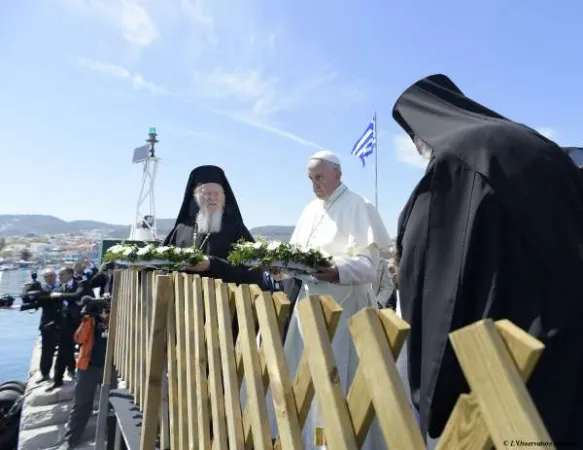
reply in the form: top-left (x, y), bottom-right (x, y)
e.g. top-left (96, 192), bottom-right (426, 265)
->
top-left (335, 245), bottom-right (379, 285)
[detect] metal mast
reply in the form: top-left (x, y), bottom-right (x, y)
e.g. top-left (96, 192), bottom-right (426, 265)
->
top-left (129, 127), bottom-right (159, 241)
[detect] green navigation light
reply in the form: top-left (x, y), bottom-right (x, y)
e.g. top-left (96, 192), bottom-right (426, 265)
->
top-left (149, 127), bottom-right (156, 134)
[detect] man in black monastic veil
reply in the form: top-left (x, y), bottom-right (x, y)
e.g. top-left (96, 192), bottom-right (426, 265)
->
top-left (393, 74), bottom-right (583, 446)
top-left (163, 165), bottom-right (265, 288)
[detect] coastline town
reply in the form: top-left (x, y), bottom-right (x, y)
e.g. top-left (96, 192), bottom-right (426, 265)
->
top-left (0, 232), bottom-right (104, 272)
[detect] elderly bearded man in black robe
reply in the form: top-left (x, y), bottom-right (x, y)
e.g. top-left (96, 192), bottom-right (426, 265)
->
top-left (393, 74), bottom-right (583, 447)
top-left (163, 165), bottom-right (265, 288)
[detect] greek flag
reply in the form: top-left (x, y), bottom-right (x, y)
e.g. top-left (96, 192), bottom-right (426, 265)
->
top-left (351, 114), bottom-right (377, 167)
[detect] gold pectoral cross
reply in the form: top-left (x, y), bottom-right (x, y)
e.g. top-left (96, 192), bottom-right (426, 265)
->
top-left (193, 230), bottom-right (211, 250)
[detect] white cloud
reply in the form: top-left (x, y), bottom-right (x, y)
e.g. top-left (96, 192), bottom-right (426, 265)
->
top-left (393, 134), bottom-right (428, 169)
top-left (207, 108), bottom-right (325, 150)
top-left (193, 68), bottom-right (278, 105)
top-left (178, 0), bottom-right (217, 45)
top-left (76, 57), bottom-right (131, 78)
top-left (74, 56), bottom-right (324, 149)
top-left (536, 127), bottom-right (556, 140)
top-left (192, 68), bottom-right (347, 119)
top-left (76, 57), bottom-right (166, 94)
top-left (62, 0), bottom-right (158, 46)
top-left (66, 0), bottom-right (361, 149)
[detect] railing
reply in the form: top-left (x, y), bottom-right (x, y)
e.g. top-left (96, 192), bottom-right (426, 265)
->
top-left (95, 269), bottom-right (553, 450)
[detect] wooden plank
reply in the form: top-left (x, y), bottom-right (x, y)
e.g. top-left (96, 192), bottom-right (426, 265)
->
top-left (140, 272), bottom-right (150, 410)
top-left (113, 270), bottom-right (123, 372)
top-left (94, 270), bottom-right (123, 450)
top-left (140, 274), bottom-right (172, 450)
top-left (129, 270), bottom-right (135, 387)
top-left (151, 272), bottom-right (170, 450)
top-left (235, 284), bottom-right (272, 450)
top-left (296, 295), bottom-right (357, 450)
top-left (254, 290), bottom-right (303, 450)
top-left (438, 394), bottom-right (489, 450)
top-left (193, 275), bottom-right (212, 449)
top-left (447, 319), bottom-right (552, 449)
top-left (174, 273), bottom-right (189, 450)
top-left (437, 319), bottom-right (545, 450)
top-left (127, 270), bottom-right (135, 394)
top-left (166, 274), bottom-right (179, 450)
top-left (494, 319), bottom-right (545, 381)
top-left (119, 270), bottom-right (127, 379)
top-left (202, 277), bottom-right (228, 450)
top-left (347, 308), bottom-right (410, 446)
top-left (133, 270), bottom-right (140, 403)
top-left (122, 269), bottom-right (129, 381)
top-left (272, 295), bottom-right (342, 450)
top-left (348, 308), bottom-right (424, 449)
top-left (241, 288), bottom-right (291, 443)
top-left (215, 280), bottom-right (245, 450)
top-left (185, 274), bottom-right (199, 448)
top-left (235, 285), bottom-right (290, 387)
top-left (138, 272), bottom-right (146, 409)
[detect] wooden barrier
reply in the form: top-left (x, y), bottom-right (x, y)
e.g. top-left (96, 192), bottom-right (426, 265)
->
top-left (100, 268), bottom-right (554, 449)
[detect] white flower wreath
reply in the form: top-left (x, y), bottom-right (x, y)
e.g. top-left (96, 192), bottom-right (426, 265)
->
top-left (104, 243), bottom-right (204, 268)
top-left (227, 239), bottom-right (332, 275)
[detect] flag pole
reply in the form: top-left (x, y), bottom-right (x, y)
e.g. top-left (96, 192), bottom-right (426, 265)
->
top-left (374, 111), bottom-right (379, 210)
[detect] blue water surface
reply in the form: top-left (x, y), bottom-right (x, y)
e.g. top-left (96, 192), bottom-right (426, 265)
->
top-left (0, 270), bottom-right (41, 383)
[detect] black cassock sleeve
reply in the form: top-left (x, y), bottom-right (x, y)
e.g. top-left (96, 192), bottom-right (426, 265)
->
top-left (206, 256), bottom-right (265, 287)
top-left (399, 155), bottom-right (502, 438)
top-left (204, 224), bottom-right (266, 288)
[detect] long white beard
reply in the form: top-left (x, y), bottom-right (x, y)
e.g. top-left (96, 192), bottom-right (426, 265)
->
top-left (196, 210), bottom-right (223, 234)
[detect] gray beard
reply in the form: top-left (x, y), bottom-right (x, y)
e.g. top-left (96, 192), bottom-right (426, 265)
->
top-left (196, 210), bottom-right (223, 234)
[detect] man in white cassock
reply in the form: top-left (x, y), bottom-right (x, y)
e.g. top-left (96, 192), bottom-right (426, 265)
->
top-left (267, 150), bottom-right (390, 449)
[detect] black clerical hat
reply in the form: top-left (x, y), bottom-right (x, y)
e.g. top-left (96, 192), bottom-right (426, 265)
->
top-left (174, 165), bottom-right (244, 226)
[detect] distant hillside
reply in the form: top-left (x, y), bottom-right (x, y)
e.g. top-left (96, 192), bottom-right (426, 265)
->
top-left (249, 226), bottom-right (295, 242)
top-left (0, 215), bottom-right (127, 237)
top-left (0, 215), bottom-right (293, 241)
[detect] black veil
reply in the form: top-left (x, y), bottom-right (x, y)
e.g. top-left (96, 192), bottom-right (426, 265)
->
top-left (392, 74), bottom-right (553, 156)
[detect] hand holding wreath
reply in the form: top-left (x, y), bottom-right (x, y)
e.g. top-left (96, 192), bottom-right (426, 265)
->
top-left (183, 256), bottom-right (211, 272)
top-left (227, 239), bottom-right (333, 279)
top-left (313, 265), bottom-right (339, 283)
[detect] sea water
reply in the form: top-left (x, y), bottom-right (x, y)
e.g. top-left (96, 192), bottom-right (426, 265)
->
top-left (0, 269), bottom-right (40, 383)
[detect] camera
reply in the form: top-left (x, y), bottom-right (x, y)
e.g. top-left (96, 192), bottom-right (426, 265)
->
top-left (20, 290), bottom-right (51, 312)
top-left (81, 293), bottom-right (111, 317)
top-left (23, 272), bottom-right (42, 293)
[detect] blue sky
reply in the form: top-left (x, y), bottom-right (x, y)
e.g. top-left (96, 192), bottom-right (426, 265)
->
top-left (1, 0), bottom-right (582, 236)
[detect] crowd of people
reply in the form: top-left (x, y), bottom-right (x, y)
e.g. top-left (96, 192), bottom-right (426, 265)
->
top-left (23, 260), bottom-right (116, 449)
top-left (28, 72), bottom-right (583, 449)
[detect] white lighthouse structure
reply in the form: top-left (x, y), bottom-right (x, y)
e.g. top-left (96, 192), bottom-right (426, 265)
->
top-left (129, 127), bottom-right (159, 241)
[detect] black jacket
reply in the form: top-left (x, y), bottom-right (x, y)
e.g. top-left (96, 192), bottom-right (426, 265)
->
top-left (59, 279), bottom-right (86, 325)
top-left (90, 271), bottom-right (113, 297)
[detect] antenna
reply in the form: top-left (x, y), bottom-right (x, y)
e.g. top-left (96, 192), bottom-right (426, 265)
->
top-left (129, 127), bottom-right (159, 242)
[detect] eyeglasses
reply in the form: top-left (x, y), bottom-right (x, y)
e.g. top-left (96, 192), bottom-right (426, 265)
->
top-left (199, 190), bottom-right (222, 198)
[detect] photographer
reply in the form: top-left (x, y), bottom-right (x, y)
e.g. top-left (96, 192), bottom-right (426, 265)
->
top-left (24, 270), bottom-right (42, 292)
top-left (58, 295), bottom-right (112, 450)
top-left (21, 268), bottom-right (61, 384)
top-left (89, 262), bottom-right (115, 297)
top-left (47, 267), bottom-right (87, 391)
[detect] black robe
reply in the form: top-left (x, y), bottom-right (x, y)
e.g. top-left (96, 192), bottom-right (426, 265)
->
top-left (393, 74), bottom-right (583, 445)
top-left (164, 219), bottom-right (264, 287)
top-left (163, 165), bottom-right (265, 288)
